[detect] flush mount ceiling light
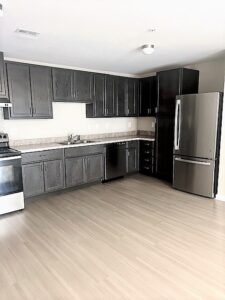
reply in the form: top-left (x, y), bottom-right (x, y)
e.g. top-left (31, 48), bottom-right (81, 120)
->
top-left (15, 28), bottom-right (40, 38)
top-left (0, 3), bottom-right (3, 17)
top-left (142, 44), bottom-right (155, 55)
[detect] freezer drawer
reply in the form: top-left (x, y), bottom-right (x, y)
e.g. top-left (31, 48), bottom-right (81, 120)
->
top-left (173, 156), bottom-right (215, 198)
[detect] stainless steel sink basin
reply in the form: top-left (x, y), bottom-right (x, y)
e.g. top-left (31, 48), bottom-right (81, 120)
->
top-left (59, 140), bottom-right (95, 145)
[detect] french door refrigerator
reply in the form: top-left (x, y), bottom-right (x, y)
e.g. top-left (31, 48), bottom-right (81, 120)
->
top-left (173, 92), bottom-right (223, 198)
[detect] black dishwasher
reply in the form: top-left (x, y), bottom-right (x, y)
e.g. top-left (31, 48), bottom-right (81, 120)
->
top-left (104, 142), bottom-right (126, 181)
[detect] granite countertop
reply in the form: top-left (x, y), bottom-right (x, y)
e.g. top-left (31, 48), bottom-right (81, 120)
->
top-left (14, 135), bottom-right (155, 153)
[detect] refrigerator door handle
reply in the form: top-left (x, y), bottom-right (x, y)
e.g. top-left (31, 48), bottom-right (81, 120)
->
top-left (174, 100), bottom-right (181, 150)
top-left (174, 157), bottom-right (211, 166)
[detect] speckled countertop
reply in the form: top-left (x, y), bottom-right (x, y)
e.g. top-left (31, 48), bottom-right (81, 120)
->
top-left (14, 135), bottom-right (155, 153)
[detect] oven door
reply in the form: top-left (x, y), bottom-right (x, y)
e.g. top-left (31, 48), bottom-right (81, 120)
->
top-left (0, 156), bottom-right (23, 196)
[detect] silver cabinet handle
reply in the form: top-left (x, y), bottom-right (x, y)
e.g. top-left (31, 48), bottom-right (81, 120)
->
top-left (175, 157), bottom-right (211, 166)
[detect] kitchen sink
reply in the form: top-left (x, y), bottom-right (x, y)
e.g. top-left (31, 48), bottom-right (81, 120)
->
top-left (58, 140), bottom-right (96, 145)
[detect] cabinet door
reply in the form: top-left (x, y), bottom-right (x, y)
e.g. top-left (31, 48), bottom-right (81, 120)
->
top-left (104, 75), bottom-right (115, 116)
top-left (127, 78), bottom-right (138, 116)
top-left (157, 69), bottom-right (181, 116)
top-left (0, 52), bottom-right (7, 98)
top-left (6, 63), bottom-right (32, 118)
top-left (22, 163), bottom-right (44, 197)
top-left (65, 157), bottom-right (85, 187)
top-left (126, 147), bottom-right (138, 173)
top-left (30, 65), bottom-right (53, 118)
top-left (44, 159), bottom-right (64, 192)
top-left (85, 154), bottom-right (104, 183)
top-left (52, 68), bottom-right (74, 102)
top-left (74, 70), bottom-right (93, 102)
top-left (139, 77), bottom-right (157, 116)
top-left (150, 76), bottom-right (157, 116)
top-left (116, 76), bottom-right (127, 116)
top-left (155, 116), bottom-right (174, 181)
top-left (93, 73), bottom-right (105, 117)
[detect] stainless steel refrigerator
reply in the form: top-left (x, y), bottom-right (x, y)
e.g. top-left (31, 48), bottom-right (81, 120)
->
top-left (173, 92), bottom-right (223, 198)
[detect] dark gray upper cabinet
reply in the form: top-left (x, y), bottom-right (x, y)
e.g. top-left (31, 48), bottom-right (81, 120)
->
top-left (104, 75), bottom-right (115, 116)
top-left (86, 154), bottom-right (104, 182)
top-left (30, 65), bottom-right (53, 118)
top-left (115, 76), bottom-right (127, 116)
top-left (44, 159), bottom-right (64, 192)
top-left (74, 70), bottom-right (93, 103)
top-left (22, 162), bottom-right (45, 197)
top-left (126, 78), bottom-right (138, 116)
top-left (5, 62), bottom-right (33, 119)
top-left (86, 73), bottom-right (105, 118)
top-left (0, 52), bottom-right (7, 98)
top-left (139, 76), bottom-right (157, 117)
top-left (4, 62), bottom-right (53, 119)
top-left (52, 68), bottom-right (74, 102)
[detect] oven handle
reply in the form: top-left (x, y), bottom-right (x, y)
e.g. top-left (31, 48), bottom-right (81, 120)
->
top-left (0, 156), bottom-right (21, 161)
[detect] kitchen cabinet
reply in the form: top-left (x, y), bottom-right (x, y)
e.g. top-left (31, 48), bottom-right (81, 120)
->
top-left (86, 154), bottom-right (104, 182)
top-left (52, 68), bottom-right (93, 103)
top-left (156, 68), bottom-right (199, 181)
top-left (30, 65), bottom-right (53, 118)
top-left (139, 140), bottom-right (155, 175)
top-left (0, 52), bottom-right (7, 98)
top-left (44, 159), bottom-right (64, 192)
top-left (64, 145), bottom-right (105, 188)
top-left (74, 70), bottom-right (93, 102)
top-left (21, 149), bottom-right (64, 197)
top-left (126, 141), bottom-right (139, 173)
top-left (115, 76), bottom-right (127, 116)
top-left (52, 68), bottom-right (74, 102)
top-left (104, 75), bottom-right (115, 116)
top-left (4, 62), bottom-right (53, 119)
top-left (86, 73), bottom-right (105, 117)
top-left (126, 78), bottom-right (138, 116)
top-left (139, 76), bottom-right (157, 116)
top-left (4, 62), bottom-right (32, 118)
top-left (22, 162), bottom-right (45, 197)
top-left (65, 157), bottom-right (85, 187)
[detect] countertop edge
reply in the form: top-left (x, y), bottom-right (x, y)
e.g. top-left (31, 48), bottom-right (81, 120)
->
top-left (15, 137), bottom-right (155, 153)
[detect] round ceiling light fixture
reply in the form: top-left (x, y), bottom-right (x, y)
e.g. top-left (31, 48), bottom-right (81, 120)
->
top-left (142, 44), bottom-right (155, 55)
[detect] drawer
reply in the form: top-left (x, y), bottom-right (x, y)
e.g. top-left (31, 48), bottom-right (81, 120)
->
top-left (140, 156), bottom-right (154, 165)
top-left (140, 147), bottom-right (155, 157)
top-left (140, 163), bottom-right (154, 174)
top-left (22, 149), bottom-right (64, 164)
top-left (140, 140), bottom-right (155, 149)
top-left (65, 145), bottom-right (105, 158)
top-left (126, 140), bottom-right (139, 149)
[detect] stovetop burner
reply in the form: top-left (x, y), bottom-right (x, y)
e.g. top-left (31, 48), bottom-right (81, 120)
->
top-left (0, 133), bottom-right (21, 158)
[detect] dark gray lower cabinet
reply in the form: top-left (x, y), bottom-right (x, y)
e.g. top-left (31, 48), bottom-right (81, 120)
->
top-left (126, 141), bottom-right (139, 174)
top-left (22, 162), bottom-right (45, 197)
top-left (86, 154), bottom-right (103, 182)
top-left (44, 160), bottom-right (64, 192)
top-left (65, 157), bottom-right (85, 187)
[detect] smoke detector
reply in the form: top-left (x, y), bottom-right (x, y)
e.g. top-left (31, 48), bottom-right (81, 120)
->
top-left (15, 29), bottom-right (40, 38)
top-left (142, 44), bottom-right (155, 55)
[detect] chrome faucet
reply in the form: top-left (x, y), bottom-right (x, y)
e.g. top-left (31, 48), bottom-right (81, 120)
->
top-left (67, 134), bottom-right (80, 144)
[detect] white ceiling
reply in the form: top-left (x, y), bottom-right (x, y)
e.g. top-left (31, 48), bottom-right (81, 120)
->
top-left (0, 0), bottom-right (225, 75)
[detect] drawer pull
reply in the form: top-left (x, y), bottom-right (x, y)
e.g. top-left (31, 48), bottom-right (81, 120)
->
top-left (144, 167), bottom-right (150, 170)
top-left (144, 151), bottom-right (150, 154)
top-left (144, 159), bottom-right (150, 162)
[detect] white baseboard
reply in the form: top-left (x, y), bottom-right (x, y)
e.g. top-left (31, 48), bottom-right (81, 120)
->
top-left (215, 194), bottom-right (225, 202)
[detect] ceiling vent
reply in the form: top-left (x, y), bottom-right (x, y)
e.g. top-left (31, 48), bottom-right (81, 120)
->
top-left (15, 29), bottom-right (40, 38)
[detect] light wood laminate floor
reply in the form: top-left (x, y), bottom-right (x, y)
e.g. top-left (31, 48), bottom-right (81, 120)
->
top-left (1, 174), bottom-right (225, 300)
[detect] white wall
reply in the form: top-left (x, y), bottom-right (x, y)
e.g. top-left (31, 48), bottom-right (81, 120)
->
top-left (188, 57), bottom-right (225, 199)
top-left (0, 103), bottom-right (137, 141)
